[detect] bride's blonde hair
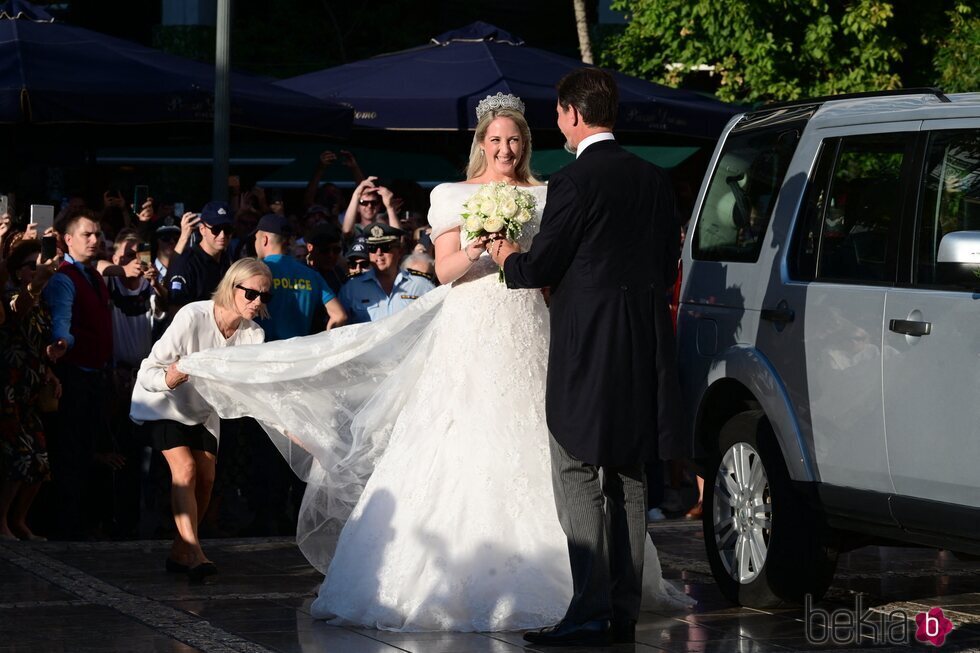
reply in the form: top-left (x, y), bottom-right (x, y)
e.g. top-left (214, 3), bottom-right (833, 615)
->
top-left (465, 108), bottom-right (539, 184)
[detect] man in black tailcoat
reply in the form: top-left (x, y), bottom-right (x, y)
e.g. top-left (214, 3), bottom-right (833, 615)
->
top-left (489, 67), bottom-right (683, 647)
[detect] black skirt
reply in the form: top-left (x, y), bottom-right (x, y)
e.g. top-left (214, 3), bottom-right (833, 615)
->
top-left (147, 419), bottom-right (217, 454)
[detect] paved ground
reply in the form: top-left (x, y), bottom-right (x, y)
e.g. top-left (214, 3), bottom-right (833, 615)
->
top-left (2, 521), bottom-right (979, 652)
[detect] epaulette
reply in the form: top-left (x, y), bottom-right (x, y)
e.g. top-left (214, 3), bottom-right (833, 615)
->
top-left (406, 269), bottom-right (435, 281)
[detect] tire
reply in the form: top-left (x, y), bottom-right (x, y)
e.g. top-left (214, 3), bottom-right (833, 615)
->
top-left (702, 410), bottom-right (837, 607)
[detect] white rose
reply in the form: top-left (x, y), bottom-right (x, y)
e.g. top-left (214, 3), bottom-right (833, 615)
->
top-left (516, 207), bottom-right (532, 224)
top-left (464, 215), bottom-right (484, 233)
top-left (479, 197), bottom-right (497, 217)
top-left (478, 184), bottom-right (495, 200)
top-left (499, 197), bottom-right (519, 218)
top-left (483, 215), bottom-right (505, 233)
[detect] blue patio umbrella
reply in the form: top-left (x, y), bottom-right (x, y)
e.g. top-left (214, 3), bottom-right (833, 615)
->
top-left (0, 0), bottom-right (352, 137)
top-left (277, 21), bottom-right (738, 138)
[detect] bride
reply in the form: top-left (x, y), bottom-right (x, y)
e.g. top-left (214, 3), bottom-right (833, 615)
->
top-left (178, 93), bottom-right (691, 632)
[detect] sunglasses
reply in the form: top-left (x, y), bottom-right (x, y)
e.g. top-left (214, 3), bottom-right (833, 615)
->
top-left (203, 223), bottom-right (234, 236)
top-left (368, 243), bottom-right (395, 254)
top-left (235, 284), bottom-right (272, 304)
top-left (348, 259), bottom-right (371, 270)
top-left (358, 199), bottom-right (381, 207)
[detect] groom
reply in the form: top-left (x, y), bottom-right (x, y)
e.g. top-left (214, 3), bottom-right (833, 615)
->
top-left (490, 67), bottom-right (682, 646)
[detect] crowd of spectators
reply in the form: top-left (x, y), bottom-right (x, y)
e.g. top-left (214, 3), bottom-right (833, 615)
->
top-left (0, 150), bottom-right (440, 541)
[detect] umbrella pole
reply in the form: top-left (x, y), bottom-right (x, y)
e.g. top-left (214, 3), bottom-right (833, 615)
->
top-left (211, 0), bottom-right (231, 202)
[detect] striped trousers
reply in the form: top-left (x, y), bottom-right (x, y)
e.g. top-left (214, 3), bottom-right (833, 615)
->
top-left (548, 433), bottom-right (647, 624)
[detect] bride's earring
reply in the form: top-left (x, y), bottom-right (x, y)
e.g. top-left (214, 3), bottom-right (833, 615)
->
top-left (480, 149), bottom-right (485, 157)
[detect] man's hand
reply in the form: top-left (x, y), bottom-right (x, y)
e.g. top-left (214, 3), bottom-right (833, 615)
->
top-left (488, 238), bottom-right (520, 266)
top-left (318, 150), bottom-right (337, 168)
top-left (123, 258), bottom-right (142, 278)
top-left (180, 211), bottom-right (200, 237)
top-left (377, 186), bottom-right (395, 208)
top-left (165, 360), bottom-right (189, 390)
top-left (137, 197), bottom-right (155, 223)
top-left (46, 338), bottom-right (68, 363)
top-left (339, 150), bottom-right (357, 168)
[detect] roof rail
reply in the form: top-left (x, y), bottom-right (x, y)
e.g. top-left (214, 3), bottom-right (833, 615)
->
top-left (753, 87), bottom-right (951, 114)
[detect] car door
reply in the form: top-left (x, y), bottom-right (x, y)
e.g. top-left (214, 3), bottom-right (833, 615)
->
top-left (883, 125), bottom-right (980, 511)
top-left (790, 131), bottom-right (917, 493)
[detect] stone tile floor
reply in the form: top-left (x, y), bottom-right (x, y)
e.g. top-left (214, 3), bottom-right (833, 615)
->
top-left (1, 521), bottom-right (978, 652)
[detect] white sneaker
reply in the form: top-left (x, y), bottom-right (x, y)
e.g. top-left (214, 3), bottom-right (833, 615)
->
top-left (646, 507), bottom-right (666, 522)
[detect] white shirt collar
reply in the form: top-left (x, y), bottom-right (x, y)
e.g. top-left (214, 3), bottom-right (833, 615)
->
top-left (576, 132), bottom-right (615, 158)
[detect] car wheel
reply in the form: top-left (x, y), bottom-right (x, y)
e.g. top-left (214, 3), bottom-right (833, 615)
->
top-left (703, 409), bottom-right (837, 607)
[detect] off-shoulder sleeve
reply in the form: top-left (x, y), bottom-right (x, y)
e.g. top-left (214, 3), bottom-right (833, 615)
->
top-left (427, 183), bottom-right (470, 241)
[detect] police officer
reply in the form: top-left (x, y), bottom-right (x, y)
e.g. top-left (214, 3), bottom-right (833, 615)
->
top-left (339, 223), bottom-right (435, 323)
top-left (253, 213), bottom-right (347, 340)
top-left (164, 201), bottom-right (232, 311)
top-left (345, 239), bottom-right (371, 280)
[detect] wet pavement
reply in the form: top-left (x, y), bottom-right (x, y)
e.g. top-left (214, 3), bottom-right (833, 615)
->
top-left (2, 521), bottom-right (979, 652)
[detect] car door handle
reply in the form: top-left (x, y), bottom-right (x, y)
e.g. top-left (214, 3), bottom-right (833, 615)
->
top-left (888, 319), bottom-right (931, 336)
top-left (761, 306), bottom-right (795, 324)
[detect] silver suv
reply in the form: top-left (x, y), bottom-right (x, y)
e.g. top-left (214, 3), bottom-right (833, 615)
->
top-left (678, 90), bottom-right (980, 607)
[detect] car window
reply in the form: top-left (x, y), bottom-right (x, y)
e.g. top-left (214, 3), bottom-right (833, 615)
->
top-left (915, 129), bottom-right (980, 287)
top-left (693, 125), bottom-right (801, 262)
top-left (812, 134), bottom-right (911, 283)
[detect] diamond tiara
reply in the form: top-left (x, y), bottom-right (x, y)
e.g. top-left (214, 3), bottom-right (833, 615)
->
top-left (475, 92), bottom-right (526, 121)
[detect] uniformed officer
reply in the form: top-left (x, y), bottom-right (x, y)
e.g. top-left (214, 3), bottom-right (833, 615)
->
top-left (339, 223), bottom-right (436, 323)
top-left (164, 201), bottom-right (232, 311)
top-left (253, 213), bottom-right (347, 340)
top-left (345, 239), bottom-right (371, 279)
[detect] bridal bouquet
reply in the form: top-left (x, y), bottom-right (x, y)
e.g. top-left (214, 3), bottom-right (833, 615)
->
top-left (460, 182), bottom-right (537, 281)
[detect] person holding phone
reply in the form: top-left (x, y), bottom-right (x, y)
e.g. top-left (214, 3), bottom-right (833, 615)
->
top-left (340, 176), bottom-right (402, 239)
top-left (0, 240), bottom-right (63, 541)
top-left (164, 202), bottom-right (232, 313)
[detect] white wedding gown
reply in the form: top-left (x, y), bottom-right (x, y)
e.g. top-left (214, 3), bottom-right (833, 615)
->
top-left (179, 182), bottom-right (693, 632)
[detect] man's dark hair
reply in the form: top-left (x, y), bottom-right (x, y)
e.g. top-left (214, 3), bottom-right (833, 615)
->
top-left (60, 208), bottom-right (98, 235)
top-left (556, 67), bottom-right (619, 128)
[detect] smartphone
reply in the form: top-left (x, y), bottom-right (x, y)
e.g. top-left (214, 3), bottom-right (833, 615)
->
top-left (133, 185), bottom-right (150, 211)
top-left (137, 242), bottom-right (152, 267)
top-left (41, 235), bottom-right (57, 260)
top-left (30, 204), bottom-right (55, 234)
top-left (0, 195), bottom-right (9, 216)
top-left (173, 202), bottom-right (185, 217)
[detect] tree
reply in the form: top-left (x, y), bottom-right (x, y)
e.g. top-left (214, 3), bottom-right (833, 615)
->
top-left (933, 3), bottom-right (980, 92)
top-left (573, 0), bottom-right (594, 63)
top-left (601, 0), bottom-right (907, 104)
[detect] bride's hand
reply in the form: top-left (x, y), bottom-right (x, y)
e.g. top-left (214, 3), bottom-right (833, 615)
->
top-left (463, 238), bottom-right (485, 262)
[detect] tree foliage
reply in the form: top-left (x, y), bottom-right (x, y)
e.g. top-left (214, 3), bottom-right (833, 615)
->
top-left (933, 3), bottom-right (980, 92)
top-left (600, 0), bottom-right (974, 104)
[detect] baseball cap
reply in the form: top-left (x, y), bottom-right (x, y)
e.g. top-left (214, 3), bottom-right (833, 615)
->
top-left (255, 213), bottom-right (292, 236)
top-left (200, 201), bottom-right (232, 226)
top-left (347, 239), bottom-right (369, 261)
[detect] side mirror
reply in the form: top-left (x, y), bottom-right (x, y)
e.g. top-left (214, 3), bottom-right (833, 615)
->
top-left (936, 231), bottom-right (980, 288)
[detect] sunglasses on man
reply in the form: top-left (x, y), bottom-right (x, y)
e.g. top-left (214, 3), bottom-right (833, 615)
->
top-left (368, 242), bottom-right (396, 254)
top-left (348, 259), bottom-right (371, 270)
top-left (203, 223), bottom-right (234, 236)
top-left (235, 284), bottom-right (272, 304)
top-left (358, 198), bottom-right (381, 207)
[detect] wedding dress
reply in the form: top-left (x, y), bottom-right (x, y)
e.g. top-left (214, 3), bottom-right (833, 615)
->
top-left (179, 182), bottom-right (692, 632)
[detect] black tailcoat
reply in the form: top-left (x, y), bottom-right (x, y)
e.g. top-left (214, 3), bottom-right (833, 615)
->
top-left (504, 139), bottom-right (684, 466)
